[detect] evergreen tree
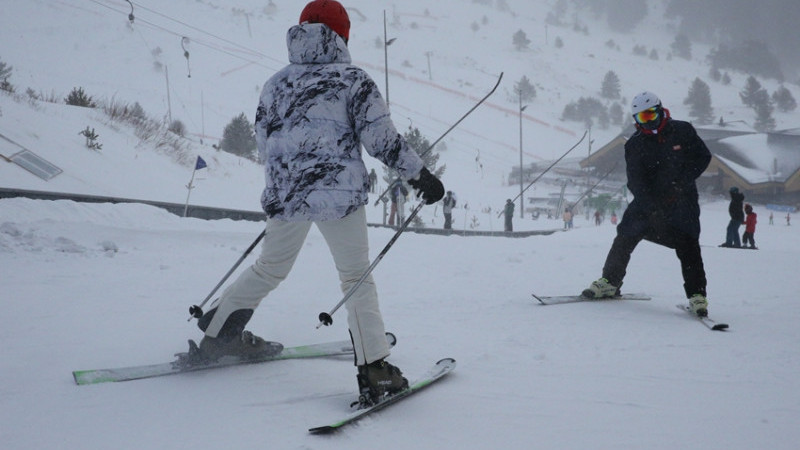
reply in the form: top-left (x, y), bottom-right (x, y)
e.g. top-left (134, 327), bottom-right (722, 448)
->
top-left (512, 30), bottom-right (530, 51)
top-left (561, 97), bottom-right (609, 129)
top-left (0, 58), bottom-right (11, 81)
top-left (65, 87), bottom-right (97, 108)
top-left (739, 76), bottom-right (764, 108)
top-left (772, 86), bottom-right (797, 113)
top-left (0, 58), bottom-right (12, 92)
top-left (600, 71), bottom-right (621, 99)
top-left (514, 75), bottom-right (536, 103)
top-left (670, 33), bottom-right (692, 60)
top-left (683, 78), bottom-right (714, 124)
top-left (753, 95), bottom-right (776, 132)
top-left (220, 112), bottom-right (256, 160)
top-left (402, 126), bottom-right (444, 178)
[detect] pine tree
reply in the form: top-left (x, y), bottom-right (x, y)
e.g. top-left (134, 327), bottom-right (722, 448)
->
top-left (512, 30), bottom-right (530, 51)
top-left (65, 87), bottom-right (96, 108)
top-left (600, 71), bottom-right (621, 99)
top-left (402, 126), bottom-right (444, 178)
top-left (772, 86), bottom-right (797, 113)
top-left (683, 78), bottom-right (714, 124)
top-left (0, 58), bottom-right (12, 81)
top-left (220, 112), bottom-right (256, 160)
top-left (753, 96), bottom-right (776, 132)
top-left (739, 76), bottom-right (764, 108)
top-left (748, 88), bottom-right (776, 131)
top-left (514, 75), bottom-right (536, 103)
top-left (0, 58), bottom-right (12, 92)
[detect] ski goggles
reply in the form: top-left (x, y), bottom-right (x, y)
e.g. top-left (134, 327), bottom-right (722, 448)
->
top-left (633, 106), bottom-right (660, 125)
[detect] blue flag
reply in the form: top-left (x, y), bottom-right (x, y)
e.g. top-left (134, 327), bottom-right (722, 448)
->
top-left (195, 156), bottom-right (207, 170)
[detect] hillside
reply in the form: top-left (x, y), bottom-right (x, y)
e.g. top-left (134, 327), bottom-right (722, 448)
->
top-left (2, 0), bottom-right (799, 217)
top-left (2, 2), bottom-right (800, 449)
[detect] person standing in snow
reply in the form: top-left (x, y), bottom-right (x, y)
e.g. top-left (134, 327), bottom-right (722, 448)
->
top-left (721, 186), bottom-right (745, 247)
top-left (368, 168), bottom-right (378, 193)
top-left (387, 179), bottom-right (408, 226)
top-left (742, 203), bottom-right (757, 249)
top-left (504, 199), bottom-right (515, 232)
top-left (582, 92), bottom-right (713, 317)
top-left (193, 0), bottom-right (444, 403)
top-left (562, 208), bottom-right (573, 230)
top-left (442, 190), bottom-right (456, 230)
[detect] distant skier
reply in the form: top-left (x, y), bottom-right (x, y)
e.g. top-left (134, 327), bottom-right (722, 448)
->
top-left (742, 203), bottom-right (757, 249)
top-left (192, 0), bottom-right (443, 404)
top-left (720, 186), bottom-right (745, 248)
top-left (582, 91), bottom-right (713, 317)
top-left (442, 190), bottom-right (457, 230)
top-left (504, 199), bottom-right (515, 232)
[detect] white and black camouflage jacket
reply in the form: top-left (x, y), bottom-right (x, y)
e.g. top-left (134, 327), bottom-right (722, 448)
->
top-left (255, 23), bottom-right (424, 221)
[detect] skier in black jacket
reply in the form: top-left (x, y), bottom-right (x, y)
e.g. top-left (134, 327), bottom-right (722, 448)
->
top-left (720, 186), bottom-right (745, 247)
top-left (582, 92), bottom-right (713, 317)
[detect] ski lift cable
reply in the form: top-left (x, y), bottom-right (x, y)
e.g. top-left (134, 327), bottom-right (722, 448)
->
top-left (84, 0), bottom-right (280, 71)
top-left (130, 1), bottom-right (286, 67)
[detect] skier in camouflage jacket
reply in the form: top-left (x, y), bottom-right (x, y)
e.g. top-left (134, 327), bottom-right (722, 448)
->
top-left (196, 1), bottom-right (444, 397)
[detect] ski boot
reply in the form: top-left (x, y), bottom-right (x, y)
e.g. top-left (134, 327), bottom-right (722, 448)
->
top-left (581, 277), bottom-right (621, 299)
top-left (689, 294), bottom-right (709, 317)
top-left (196, 331), bottom-right (283, 362)
top-left (354, 359), bottom-right (409, 408)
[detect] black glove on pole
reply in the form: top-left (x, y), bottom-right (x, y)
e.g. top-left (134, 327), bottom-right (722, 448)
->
top-left (407, 167), bottom-right (445, 205)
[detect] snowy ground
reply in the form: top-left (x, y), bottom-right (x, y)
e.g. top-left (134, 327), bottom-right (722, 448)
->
top-left (2, 1), bottom-right (800, 448)
top-left (2, 196), bottom-right (799, 449)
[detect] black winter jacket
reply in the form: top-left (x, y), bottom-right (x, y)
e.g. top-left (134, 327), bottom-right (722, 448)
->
top-left (618, 119), bottom-right (712, 245)
top-left (728, 191), bottom-right (745, 223)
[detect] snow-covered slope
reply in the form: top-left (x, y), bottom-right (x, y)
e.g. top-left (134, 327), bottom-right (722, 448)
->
top-left (1, 1), bottom-right (800, 449)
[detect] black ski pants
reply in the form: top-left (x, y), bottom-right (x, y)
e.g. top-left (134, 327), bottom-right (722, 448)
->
top-left (601, 228), bottom-right (707, 299)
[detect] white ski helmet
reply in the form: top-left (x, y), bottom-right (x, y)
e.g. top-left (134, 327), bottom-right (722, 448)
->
top-left (631, 91), bottom-right (662, 114)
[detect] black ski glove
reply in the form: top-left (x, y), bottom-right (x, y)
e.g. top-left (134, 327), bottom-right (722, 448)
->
top-left (407, 167), bottom-right (444, 205)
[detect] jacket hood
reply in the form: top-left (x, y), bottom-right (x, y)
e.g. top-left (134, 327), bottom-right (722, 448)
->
top-left (287, 23), bottom-right (351, 65)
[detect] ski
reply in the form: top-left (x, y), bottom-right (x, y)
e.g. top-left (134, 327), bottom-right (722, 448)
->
top-left (73, 333), bottom-right (396, 385)
top-left (308, 357), bottom-right (456, 434)
top-left (676, 305), bottom-right (729, 331)
top-left (533, 293), bottom-right (651, 305)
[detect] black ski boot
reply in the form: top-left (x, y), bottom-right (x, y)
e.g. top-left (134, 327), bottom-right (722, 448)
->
top-left (195, 308), bottom-right (283, 362)
top-left (355, 359), bottom-right (409, 407)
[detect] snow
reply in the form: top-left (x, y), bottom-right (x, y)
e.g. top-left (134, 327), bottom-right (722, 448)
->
top-left (2, 1), bottom-right (800, 449)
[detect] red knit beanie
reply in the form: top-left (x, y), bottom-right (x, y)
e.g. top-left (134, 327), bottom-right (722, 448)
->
top-left (299, 0), bottom-right (350, 42)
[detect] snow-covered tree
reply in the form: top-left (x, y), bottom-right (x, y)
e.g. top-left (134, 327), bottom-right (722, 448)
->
top-left (512, 30), bottom-right (530, 51)
top-left (514, 75), bottom-right (536, 103)
top-left (772, 86), bottom-right (797, 113)
top-left (684, 78), bottom-right (714, 125)
top-left (600, 71), bottom-right (621, 99)
top-left (220, 113), bottom-right (256, 160)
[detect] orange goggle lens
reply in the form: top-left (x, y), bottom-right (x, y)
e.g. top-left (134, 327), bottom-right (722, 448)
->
top-left (633, 107), bottom-right (660, 124)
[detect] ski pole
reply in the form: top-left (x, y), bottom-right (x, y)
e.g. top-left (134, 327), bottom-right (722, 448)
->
top-left (374, 72), bottom-right (503, 206)
top-left (572, 163), bottom-right (618, 206)
top-left (188, 229), bottom-right (266, 321)
top-left (317, 200), bottom-right (425, 328)
top-left (498, 130), bottom-right (588, 218)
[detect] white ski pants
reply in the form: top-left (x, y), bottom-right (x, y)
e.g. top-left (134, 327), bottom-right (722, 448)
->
top-left (203, 207), bottom-right (390, 365)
